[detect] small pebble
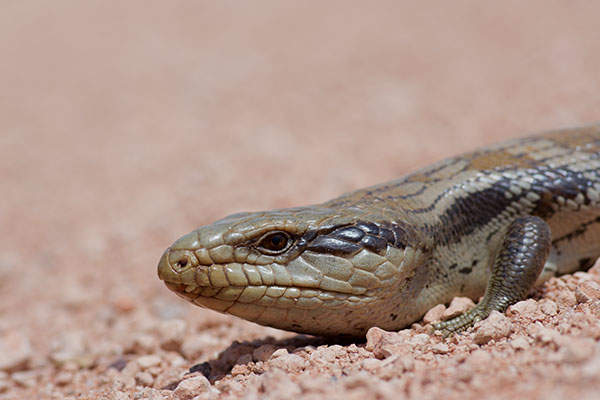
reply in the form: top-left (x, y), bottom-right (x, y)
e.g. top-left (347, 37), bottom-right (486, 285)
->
top-left (312, 347), bottom-right (336, 364)
top-left (271, 348), bottom-right (289, 359)
top-left (365, 327), bottom-right (386, 352)
top-left (173, 375), bottom-right (211, 400)
top-left (137, 355), bottom-right (162, 370)
top-left (473, 311), bottom-right (513, 345)
top-left (365, 328), bottom-right (412, 359)
top-left (346, 344), bottom-right (359, 353)
top-left (432, 343), bottom-right (450, 354)
top-left (507, 299), bottom-right (538, 318)
top-left (328, 345), bottom-right (346, 358)
top-left (135, 371), bottom-right (155, 386)
top-left (555, 290), bottom-right (577, 308)
top-left (540, 300), bottom-right (558, 316)
top-left (108, 359), bottom-right (128, 372)
top-left (575, 281), bottom-right (600, 303)
top-left (270, 353), bottom-right (306, 373)
top-left (118, 361), bottom-right (139, 390)
top-left (253, 344), bottom-right (277, 362)
top-left (443, 297), bottom-right (475, 320)
top-left (231, 363), bottom-right (250, 376)
top-left (189, 361), bottom-right (211, 377)
top-left (423, 304), bottom-right (446, 324)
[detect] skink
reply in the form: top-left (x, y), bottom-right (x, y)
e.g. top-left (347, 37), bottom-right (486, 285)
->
top-left (158, 124), bottom-right (600, 336)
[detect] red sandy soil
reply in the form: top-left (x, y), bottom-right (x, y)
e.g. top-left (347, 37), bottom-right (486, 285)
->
top-left (1, 1), bottom-right (600, 399)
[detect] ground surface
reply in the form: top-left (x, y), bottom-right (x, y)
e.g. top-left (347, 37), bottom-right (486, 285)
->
top-left (1, 1), bottom-right (600, 399)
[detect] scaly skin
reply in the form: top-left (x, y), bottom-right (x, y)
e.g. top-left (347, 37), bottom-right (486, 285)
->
top-left (157, 124), bottom-right (600, 336)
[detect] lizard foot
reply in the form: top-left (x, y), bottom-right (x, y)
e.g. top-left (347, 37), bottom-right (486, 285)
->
top-left (434, 216), bottom-right (551, 338)
top-left (432, 306), bottom-right (490, 337)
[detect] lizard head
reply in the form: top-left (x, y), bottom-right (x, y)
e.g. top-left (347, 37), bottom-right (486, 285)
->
top-left (157, 206), bottom-right (424, 336)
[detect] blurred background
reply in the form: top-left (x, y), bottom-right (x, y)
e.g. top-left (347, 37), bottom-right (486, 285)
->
top-left (1, 0), bottom-right (600, 355)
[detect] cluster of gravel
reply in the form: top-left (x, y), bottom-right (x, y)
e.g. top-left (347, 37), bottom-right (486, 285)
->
top-left (2, 264), bottom-right (599, 400)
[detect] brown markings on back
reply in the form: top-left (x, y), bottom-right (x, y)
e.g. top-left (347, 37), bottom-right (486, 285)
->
top-left (467, 125), bottom-right (600, 171)
top-left (467, 149), bottom-right (536, 171)
top-left (540, 125), bottom-right (600, 149)
top-left (406, 172), bottom-right (438, 183)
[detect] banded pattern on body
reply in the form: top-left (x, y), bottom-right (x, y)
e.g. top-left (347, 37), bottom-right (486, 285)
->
top-left (158, 124), bottom-right (600, 336)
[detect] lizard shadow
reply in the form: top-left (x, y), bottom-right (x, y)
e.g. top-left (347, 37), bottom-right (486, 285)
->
top-left (189, 334), bottom-right (365, 382)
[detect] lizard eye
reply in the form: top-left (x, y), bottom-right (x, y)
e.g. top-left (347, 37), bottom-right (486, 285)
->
top-left (256, 231), bottom-right (292, 254)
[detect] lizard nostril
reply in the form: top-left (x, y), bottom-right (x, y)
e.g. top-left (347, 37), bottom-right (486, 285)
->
top-left (173, 256), bottom-right (190, 271)
top-left (168, 248), bottom-right (199, 272)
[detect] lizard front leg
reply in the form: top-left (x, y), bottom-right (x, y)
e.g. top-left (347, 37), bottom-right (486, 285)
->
top-left (434, 215), bottom-right (552, 336)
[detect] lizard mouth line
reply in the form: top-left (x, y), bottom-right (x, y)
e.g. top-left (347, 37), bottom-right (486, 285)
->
top-left (163, 282), bottom-right (367, 298)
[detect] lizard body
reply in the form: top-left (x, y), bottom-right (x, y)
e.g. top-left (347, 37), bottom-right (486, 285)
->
top-left (158, 124), bottom-right (600, 336)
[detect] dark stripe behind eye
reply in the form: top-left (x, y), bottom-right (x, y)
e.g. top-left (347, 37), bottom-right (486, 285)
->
top-left (355, 222), bottom-right (379, 235)
top-left (360, 235), bottom-right (388, 254)
top-left (307, 236), bottom-right (362, 255)
top-left (331, 226), bottom-right (365, 242)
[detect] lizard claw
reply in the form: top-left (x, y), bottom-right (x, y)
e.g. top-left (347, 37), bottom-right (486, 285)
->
top-left (432, 307), bottom-right (488, 337)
